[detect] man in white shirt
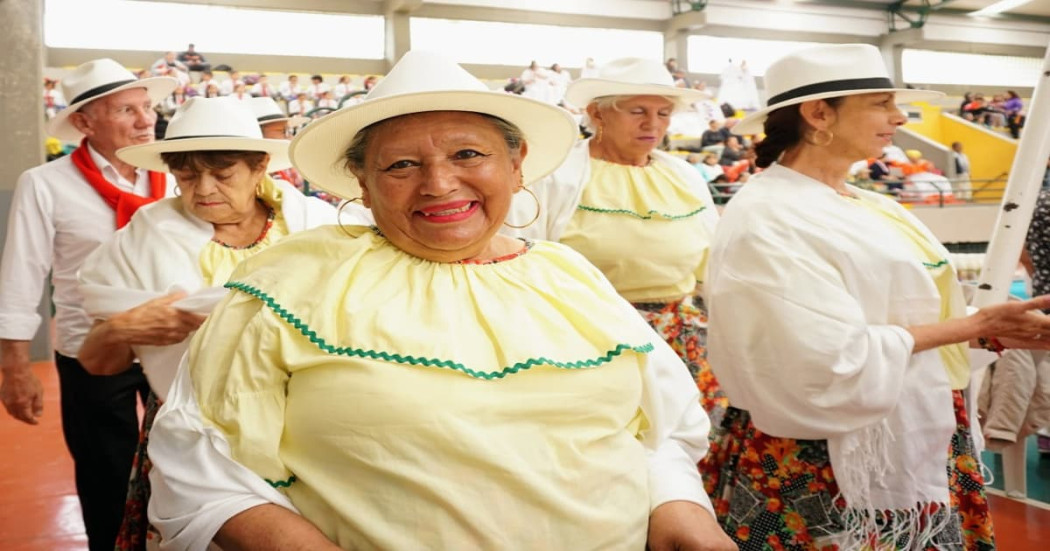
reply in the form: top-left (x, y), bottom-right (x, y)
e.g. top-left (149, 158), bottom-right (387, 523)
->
top-left (219, 70), bottom-right (243, 96)
top-left (279, 74), bottom-right (304, 103)
top-left (195, 70), bottom-right (216, 97)
top-left (0, 58), bottom-right (177, 551)
top-left (150, 51), bottom-right (190, 87)
top-left (306, 74), bottom-right (329, 101)
top-left (250, 74), bottom-right (277, 99)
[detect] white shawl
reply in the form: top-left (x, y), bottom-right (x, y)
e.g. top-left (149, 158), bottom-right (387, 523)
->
top-left (78, 179), bottom-right (369, 399)
top-left (706, 164), bottom-right (959, 549)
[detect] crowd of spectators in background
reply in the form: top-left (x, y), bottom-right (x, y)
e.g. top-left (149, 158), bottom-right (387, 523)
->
top-left (40, 48), bottom-right (1022, 208)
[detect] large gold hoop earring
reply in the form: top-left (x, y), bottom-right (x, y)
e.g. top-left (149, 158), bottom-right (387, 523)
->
top-left (807, 129), bottom-right (834, 147)
top-left (503, 187), bottom-right (541, 229)
top-left (336, 197), bottom-right (363, 238)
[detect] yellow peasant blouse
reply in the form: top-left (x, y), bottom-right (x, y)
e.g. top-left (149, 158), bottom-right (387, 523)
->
top-left (560, 158), bottom-right (711, 303)
top-left (188, 226), bottom-right (663, 549)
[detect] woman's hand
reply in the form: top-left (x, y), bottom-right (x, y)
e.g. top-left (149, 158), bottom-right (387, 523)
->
top-left (909, 295), bottom-right (1050, 354)
top-left (79, 291), bottom-right (208, 375)
top-left (973, 295), bottom-right (1050, 349)
top-left (111, 291), bottom-right (208, 346)
top-left (648, 501), bottom-right (737, 551)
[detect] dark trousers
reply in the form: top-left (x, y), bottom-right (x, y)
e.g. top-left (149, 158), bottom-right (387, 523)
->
top-left (55, 353), bottom-right (149, 551)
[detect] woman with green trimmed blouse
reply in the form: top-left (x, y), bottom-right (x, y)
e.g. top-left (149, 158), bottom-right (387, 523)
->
top-left (145, 51), bottom-right (736, 551)
top-left (505, 57), bottom-right (726, 426)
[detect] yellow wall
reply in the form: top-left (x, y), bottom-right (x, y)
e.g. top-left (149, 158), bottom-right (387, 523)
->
top-left (905, 102), bottom-right (944, 142)
top-left (906, 102), bottom-right (1016, 202)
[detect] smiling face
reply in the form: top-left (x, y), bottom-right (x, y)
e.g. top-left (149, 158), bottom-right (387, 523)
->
top-left (823, 92), bottom-right (907, 161)
top-left (588, 95), bottom-right (674, 164)
top-left (352, 111), bottom-right (526, 262)
top-left (166, 152), bottom-right (269, 225)
top-left (71, 88), bottom-right (157, 153)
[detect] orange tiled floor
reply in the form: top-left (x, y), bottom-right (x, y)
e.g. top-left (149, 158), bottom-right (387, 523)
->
top-left (2, 360), bottom-right (1050, 550)
top-left (0, 362), bottom-right (86, 550)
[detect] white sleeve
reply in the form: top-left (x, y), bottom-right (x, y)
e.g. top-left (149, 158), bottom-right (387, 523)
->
top-left (148, 296), bottom-right (297, 551)
top-left (640, 334), bottom-right (715, 516)
top-left (148, 358), bottom-right (297, 551)
top-left (706, 218), bottom-right (915, 440)
top-left (0, 171), bottom-right (55, 340)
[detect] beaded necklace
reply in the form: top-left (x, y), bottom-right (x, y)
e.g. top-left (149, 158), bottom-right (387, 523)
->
top-left (212, 202), bottom-right (276, 250)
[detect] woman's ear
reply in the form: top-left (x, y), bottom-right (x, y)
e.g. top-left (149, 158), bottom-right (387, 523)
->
top-left (353, 171), bottom-right (372, 208)
top-left (257, 154), bottom-right (271, 176)
top-left (797, 99), bottom-right (836, 131)
top-left (512, 141), bottom-right (529, 184)
top-left (586, 102), bottom-right (602, 125)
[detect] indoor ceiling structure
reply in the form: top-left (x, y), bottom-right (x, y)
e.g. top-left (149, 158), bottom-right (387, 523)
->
top-left (798, 0), bottom-right (1050, 23)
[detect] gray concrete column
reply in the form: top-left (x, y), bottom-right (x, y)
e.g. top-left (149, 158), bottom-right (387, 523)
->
top-left (0, 0), bottom-right (50, 360)
top-left (384, 0), bottom-right (417, 69)
top-left (665, 11), bottom-right (706, 74)
top-left (880, 27), bottom-right (923, 86)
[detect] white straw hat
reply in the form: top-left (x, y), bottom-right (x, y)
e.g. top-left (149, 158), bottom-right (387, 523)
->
top-left (246, 97), bottom-right (309, 130)
top-left (47, 58), bottom-right (177, 142)
top-left (564, 57), bottom-right (706, 109)
top-left (289, 50), bottom-right (578, 200)
top-left (117, 97), bottom-right (292, 172)
top-left (733, 43), bottom-right (943, 136)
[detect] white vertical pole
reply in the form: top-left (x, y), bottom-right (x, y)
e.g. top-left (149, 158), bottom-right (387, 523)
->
top-left (973, 45), bottom-right (1050, 308)
top-left (970, 44), bottom-right (1050, 498)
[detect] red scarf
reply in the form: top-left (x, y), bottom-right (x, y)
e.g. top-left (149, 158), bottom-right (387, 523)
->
top-left (71, 139), bottom-right (168, 228)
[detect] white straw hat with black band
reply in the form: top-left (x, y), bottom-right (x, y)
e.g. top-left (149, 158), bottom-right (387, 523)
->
top-left (564, 57), bottom-right (706, 110)
top-left (733, 44), bottom-right (943, 136)
top-left (289, 50), bottom-right (578, 201)
top-left (47, 58), bottom-right (178, 143)
top-left (246, 97), bottom-right (309, 131)
top-left (117, 97), bottom-right (292, 172)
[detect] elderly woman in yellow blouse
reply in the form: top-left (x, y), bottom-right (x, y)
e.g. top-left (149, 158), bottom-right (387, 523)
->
top-left (76, 97), bottom-right (369, 550)
top-left (144, 51), bottom-right (736, 551)
top-left (504, 58), bottom-right (726, 425)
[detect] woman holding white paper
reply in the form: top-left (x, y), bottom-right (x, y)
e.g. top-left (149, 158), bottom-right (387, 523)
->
top-left (76, 97), bottom-right (367, 550)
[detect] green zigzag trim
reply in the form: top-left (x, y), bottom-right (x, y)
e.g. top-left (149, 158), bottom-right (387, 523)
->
top-left (923, 259), bottom-right (949, 269)
top-left (266, 475), bottom-right (297, 488)
top-left (577, 204), bottom-right (707, 220)
top-left (225, 281), bottom-right (654, 380)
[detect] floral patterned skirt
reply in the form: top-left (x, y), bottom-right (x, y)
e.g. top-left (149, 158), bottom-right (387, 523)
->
top-left (632, 294), bottom-right (729, 427)
top-left (701, 390), bottom-right (995, 551)
top-left (114, 391), bottom-right (161, 551)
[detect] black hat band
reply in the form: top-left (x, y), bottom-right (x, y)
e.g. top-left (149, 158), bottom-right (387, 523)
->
top-left (766, 77), bottom-right (895, 107)
top-left (71, 79), bottom-right (138, 105)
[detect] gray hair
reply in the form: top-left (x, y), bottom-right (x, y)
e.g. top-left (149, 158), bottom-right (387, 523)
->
top-left (342, 112), bottom-right (525, 174)
top-left (584, 94), bottom-right (680, 132)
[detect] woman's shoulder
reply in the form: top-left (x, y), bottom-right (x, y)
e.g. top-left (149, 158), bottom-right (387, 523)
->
top-left (228, 225), bottom-right (373, 284)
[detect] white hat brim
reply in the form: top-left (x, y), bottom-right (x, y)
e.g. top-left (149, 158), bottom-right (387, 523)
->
top-left (733, 88), bottom-right (944, 136)
top-left (290, 90), bottom-right (579, 200)
top-left (565, 78), bottom-right (707, 109)
top-left (47, 76), bottom-right (179, 143)
top-left (116, 137), bottom-right (292, 173)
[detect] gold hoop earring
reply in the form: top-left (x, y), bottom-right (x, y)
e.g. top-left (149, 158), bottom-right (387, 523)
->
top-left (595, 124), bottom-right (604, 144)
top-left (336, 197), bottom-right (363, 238)
top-left (807, 129), bottom-right (834, 147)
top-left (503, 187), bottom-right (541, 229)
